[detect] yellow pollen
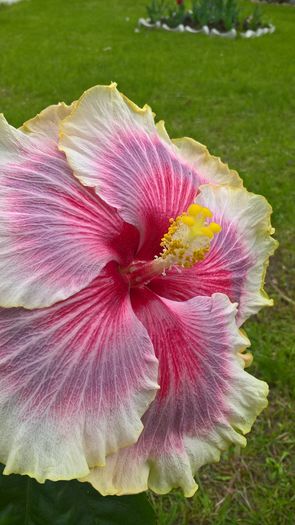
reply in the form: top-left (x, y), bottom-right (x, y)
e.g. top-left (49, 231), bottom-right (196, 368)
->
top-left (208, 222), bottom-right (222, 234)
top-left (199, 227), bottom-right (214, 238)
top-left (188, 203), bottom-right (213, 218)
top-left (159, 203), bottom-right (221, 268)
top-left (180, 215), bottom-right (195, 227)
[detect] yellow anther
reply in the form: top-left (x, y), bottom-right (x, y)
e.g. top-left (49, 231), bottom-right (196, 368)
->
top-left (208, 222), bottom-right (222, 233)
top-left (201, 207), bottom-right (213, 218)
top-left (188, 203), bottom-right (203, 216)
top-left (180, 215), bottom-right (195, 226)
top-left (199, 227), bottom-right (214, 238)
top-left (188, 203), bottom-right (213, 218)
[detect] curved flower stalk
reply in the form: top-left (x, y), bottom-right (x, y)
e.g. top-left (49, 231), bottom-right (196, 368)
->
top-left (0, 84), bottom-right (277, 494)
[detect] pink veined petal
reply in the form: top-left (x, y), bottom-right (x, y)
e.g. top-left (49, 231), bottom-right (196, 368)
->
top-left (60, 84), bottom-right (241, 259)
top-left (150, 184), bottom-right (278, 325)
top-left (0, 114), bottom-right (138, 309)
top-left (81, 289), bottom-right (268, 496)
top-left (59, 84), bottom-right (198, 258)
top-left (0, 263), bottom-right (158, 482)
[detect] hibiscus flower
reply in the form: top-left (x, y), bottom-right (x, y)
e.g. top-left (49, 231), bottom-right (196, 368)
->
top-left (0, 83), bottom-right (277, 496)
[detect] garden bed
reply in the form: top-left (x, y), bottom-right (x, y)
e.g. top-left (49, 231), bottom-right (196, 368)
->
top-left (140, 0), bottom-right (275, 38)
top-left (252, 0), bottom-right (295, 4)
top-left (138, 17), bottom-right (275, 38)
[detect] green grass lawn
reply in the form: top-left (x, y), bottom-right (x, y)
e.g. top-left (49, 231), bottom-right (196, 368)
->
top-left (0, 0), bottom-right (294, 523)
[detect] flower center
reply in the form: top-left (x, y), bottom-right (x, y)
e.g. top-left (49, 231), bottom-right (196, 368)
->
top-left (159, 203), bottom-right (221, 269)
top-left (122, 203), bottom-right (222, 287)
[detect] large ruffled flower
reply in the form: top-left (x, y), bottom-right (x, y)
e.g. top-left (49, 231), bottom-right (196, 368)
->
top-left (0, 84), bottom-right (277, 495)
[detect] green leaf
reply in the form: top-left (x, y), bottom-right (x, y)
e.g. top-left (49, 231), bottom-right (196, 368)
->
top-left (0, 465), bottom-right (156, 525)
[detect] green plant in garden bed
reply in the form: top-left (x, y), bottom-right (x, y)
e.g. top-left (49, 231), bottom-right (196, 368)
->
top-left (191, 0), bottom-right (240, 31)
top-left (256, 0), bottom-right (295, 4)
top-left (146, 0), bottom-right (188, 27)
top-left (145, 0), bottom-right (269, 31)
top-left (165, 0), bottom-right (188, 28)
top-left (146, 0), bottom-right (170, 23)
top-left (242, 4), bottom-right (265, 30)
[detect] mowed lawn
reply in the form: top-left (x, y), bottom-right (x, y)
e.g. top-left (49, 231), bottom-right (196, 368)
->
top-left (0, 0), bottom-right (294, 523)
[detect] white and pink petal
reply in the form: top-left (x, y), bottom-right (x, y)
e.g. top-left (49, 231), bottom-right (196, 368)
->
top-left (172, 136), bottom-right (242, 188)
top-left (59, 84), bottom-right (198, 257)
top-left (150, 184), bottom-right (278, 325)
top-left (0, 264), bottom-right (158, 482)
top-left (59, 84), bottom-right (242, 259)
top-left (82, 291), bottom-right (268, 496)
top-left (20, 101), bottom-right (74, 141)
top-left (0, 115), bottom-right (135, 309)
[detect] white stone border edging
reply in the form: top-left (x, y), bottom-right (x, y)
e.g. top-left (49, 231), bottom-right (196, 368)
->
top-left (138, 18), bottom-right (275, 38)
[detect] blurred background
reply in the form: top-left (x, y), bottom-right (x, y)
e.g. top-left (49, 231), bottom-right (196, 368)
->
top-left (0, 0), bottom-right (294, 523)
